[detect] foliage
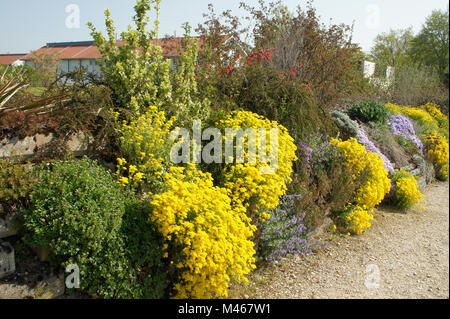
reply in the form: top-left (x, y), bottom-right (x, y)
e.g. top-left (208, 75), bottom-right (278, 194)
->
top-left (168, 24), bottom-right (211, 127)
top-left (88, 0), bottom-right (172, 118)
top-left (43, 69), bottom-right (122, 162)
top-left (0, 66), bottom-right (67, 116)
top-left (0, 158), bottom-right (34, 217)
top-left (348, 100), bottom-right (390, 125)
top-left (21, 158), bottom-right (135, 298)
top-left (388, 65), bottom-right (448, 110)
top-left (196, 0), bottom-right (364, 115)
top-left (120, 195), bottom-right (167, 299)
top-left (194, 37), bottom-right (338, 140)
top-left (389, 170), bottom-right (425, 210)
top-left (255, 195), bottom-right (319, 263)
top-left (215, 110), bottom-right (298, 222)
top-left (331, 111), bottom-right (359, 140)
top-left (150, 164), bottom-right (256, 299)
top-left (243, 0), bottom-right (364, 110)
top-left (27, 50), bottom-right (62, 87)
top-left (369, 28), bottom-right (414, 71)
top-left (0, 66), bottom-right (29, 110)
top-left (409, 8), bottom-right (449, 82)
top-left (363, 123), bottom-right (412, 169)
top-left (89, 1), bottom-right (209, 123)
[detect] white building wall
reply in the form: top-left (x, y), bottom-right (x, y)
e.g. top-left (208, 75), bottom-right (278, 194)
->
top-left (11, 60), bottom-right (25, 67)
top-left (363, 61), bottom-right (376, 78)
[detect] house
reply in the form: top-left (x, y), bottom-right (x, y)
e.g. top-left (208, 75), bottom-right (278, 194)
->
top-left (0, 54), bottom-right (26, 67)
top-left (21, 37), bottom-right (210, 75)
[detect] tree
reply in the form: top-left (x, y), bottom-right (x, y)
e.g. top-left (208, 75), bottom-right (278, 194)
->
top-left (369, 28), bottom-right (414, 69)
top-left (88, 0), bottom-right (209, 124)
top-left (409, 8), bottom-right (449, 82)
top-left (28, 50), bottom-right (62, 87)
top-left (88, 0), bottom-right (173, 118)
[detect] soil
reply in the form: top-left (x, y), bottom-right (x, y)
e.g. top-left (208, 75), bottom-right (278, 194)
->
top-left (228, 182), bottom-right (449, 299)
top-left (0, 235), bottom-right (58, 287)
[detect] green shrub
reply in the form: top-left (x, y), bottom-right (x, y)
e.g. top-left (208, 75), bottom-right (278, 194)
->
top-left (22, 157), bottom-right (135, 298)
top-left (348, 100), bottom-right (390, 125)
top-left (331, 111), bottom-right (359, 139)
top-left (0, 158), bottom-right (34, 217)
top-left (197, 1), bottom-right (365, 113)
top-left (121, 196), bottom-right (167, 299)
top-left (200, 56), bottom-right (338, 140)
top-left (21, 157), bottom-right (169, 298)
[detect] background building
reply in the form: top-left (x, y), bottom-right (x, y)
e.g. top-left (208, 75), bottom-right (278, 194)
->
top-left (0, 54), bottom-right (26, 67)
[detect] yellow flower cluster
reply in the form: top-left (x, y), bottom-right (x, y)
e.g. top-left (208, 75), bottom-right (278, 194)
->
top-left (331, 138), bottom-right (391, 234)
top-left (353, 151), bottom-right (391, 209)
top-left (330, 137), bottom-right (370, 179)
top-left (422, 133), bottom-right (449, 181)
top-left (331, 138), bottom-right (391, 208)
top-left (118, 105), bottom-right (176, 191)
top-left (218, 111), bottom-right (297, 221)
top-left (120, 105), bottom-right (175, 172)
top-left (391, 170), bottom-right (425, 210)
top-left (116, 158), bottom-right (145, 187)
top-left (150, 164), bottom-right (256, 299)
top-left (343, 206), bottom-right (374, 235)
top-left (420, 102), bottom-right (449, 133)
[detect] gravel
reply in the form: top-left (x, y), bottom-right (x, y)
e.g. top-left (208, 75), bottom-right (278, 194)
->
top-left (229, 182), bottom-right (449, 299)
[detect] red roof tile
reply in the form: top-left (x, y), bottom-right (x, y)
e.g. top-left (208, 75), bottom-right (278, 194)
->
top-left (0, 54), bottom-right (26, 65)
top-left (23, 37), bottom-right (214, 61)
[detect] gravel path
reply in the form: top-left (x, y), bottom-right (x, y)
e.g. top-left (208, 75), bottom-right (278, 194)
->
top-left (229, 182), bottom-right (449, 299)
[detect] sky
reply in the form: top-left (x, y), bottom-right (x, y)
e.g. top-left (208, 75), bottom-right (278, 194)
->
top-left (0, 0), bottom-right (448, 54)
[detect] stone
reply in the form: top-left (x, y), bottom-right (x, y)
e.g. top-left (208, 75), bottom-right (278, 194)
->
top-left (35, 133), bottom-right (54, 148)
top-left (0, 215), bottom-right (19, 239)
top-left (417, 176), bottom-right (427, 190)
top-left (0, 136), bottom-right (36, 159)
top-left (0, 240), bottom-right (15, 279)
top-left (410, 169), bottom-right (421, 177)
top-left (0, 132), bottom-right (92, 160)
top-left (67, 132), bottom-right (93, 155)
top-left (400, 164), bottom-right (415, 171)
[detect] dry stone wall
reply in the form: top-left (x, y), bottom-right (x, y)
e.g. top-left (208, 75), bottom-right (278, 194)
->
top-left (0, 132), bottom-right (92, 159)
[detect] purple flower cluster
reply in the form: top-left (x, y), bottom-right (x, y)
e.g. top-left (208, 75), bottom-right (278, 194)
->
top-left (388, 114), bottom-right (424, 155)
top-left (257, 195), bottom-right (323, 263)
top-left (357, 126), bottom-right (395, 174)
top-left (296, 135), bottom-right (336, 171)
top-left (296, 142), bottom-right (313, 170)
